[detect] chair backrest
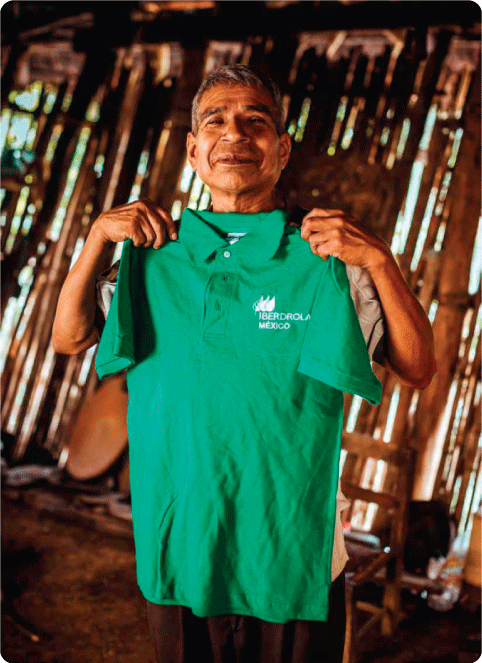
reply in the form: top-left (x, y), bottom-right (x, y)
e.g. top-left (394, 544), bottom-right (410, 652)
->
top-left (340, 431), bottom-right (417, 552)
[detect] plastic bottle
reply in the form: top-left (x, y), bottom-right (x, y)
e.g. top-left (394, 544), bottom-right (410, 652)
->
top-left (428, 530), bottom-right (470, 611)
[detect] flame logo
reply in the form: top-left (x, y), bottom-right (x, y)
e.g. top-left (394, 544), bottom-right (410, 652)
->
top-left (253, 296), bottom-right (276, 313)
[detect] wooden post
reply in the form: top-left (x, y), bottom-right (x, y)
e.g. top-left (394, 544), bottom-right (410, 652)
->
top-left (33, 45), bottom-right (115, 233)
top-left (147, 42), bottom-right (207, 208)
top-left (412, 64), bottom-right (481, 499)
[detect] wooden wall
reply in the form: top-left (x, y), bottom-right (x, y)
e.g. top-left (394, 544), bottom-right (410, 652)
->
top-left (1, 22), bottom-right (480, 533)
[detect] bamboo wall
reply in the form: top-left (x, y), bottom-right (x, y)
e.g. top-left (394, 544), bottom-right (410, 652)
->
top-left (1, 26), bottom-right (480, 534)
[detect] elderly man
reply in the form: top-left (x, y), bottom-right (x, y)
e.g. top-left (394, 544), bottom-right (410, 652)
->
top-left (52, 65), bottom-right (436, 663)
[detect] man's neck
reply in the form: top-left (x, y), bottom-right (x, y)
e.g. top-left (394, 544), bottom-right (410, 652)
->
top-left (210, 189), bottom-right (285, 214)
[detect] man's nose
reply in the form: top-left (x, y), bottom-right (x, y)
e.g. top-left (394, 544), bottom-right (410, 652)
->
top-left (221, 116), bottom-right (249, 141)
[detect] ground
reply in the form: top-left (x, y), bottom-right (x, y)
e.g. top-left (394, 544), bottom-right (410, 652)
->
top-left (2, 489), bottom-right (154, 663)
top-left (1, 488), bottom-right (481, 663)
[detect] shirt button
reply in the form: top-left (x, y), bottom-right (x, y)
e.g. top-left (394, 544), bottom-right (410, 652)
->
top-left (223, 251), bottom-right (231, 258)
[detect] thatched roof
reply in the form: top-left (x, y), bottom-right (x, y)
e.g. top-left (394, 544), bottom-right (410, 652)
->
top-left (2, 1), bottom-right (480, 47)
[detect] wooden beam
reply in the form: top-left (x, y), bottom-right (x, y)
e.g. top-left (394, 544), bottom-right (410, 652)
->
top-left (341, 481), bottom-right (400, 511)
top-left (3, 2), bottom-right (479, 48)
top-left (137, 2), bottom-right (481, 44)
top-left (147, 43), bottom-right (207, 207)
top-left (342, 432), bottom-right (404, 463)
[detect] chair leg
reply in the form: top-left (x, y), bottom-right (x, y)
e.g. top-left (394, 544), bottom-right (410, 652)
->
top-left (381, 582), bottom-right (399, 636)
top-left (381, 556), bottom-right (403, 635)
top-left (343, 583), bottom-right (356, 663)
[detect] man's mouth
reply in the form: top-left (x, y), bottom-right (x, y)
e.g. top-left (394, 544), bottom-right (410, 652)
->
top-left (215, 154), bottom-right (258, 165)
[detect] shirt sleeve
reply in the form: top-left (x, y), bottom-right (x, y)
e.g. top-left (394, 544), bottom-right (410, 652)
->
top-left (345, 263), bottom-right (385, 364)
top-left (95, 260), bottom-right (120, 318)
top-left (94, 242), bottom-right (137, 380)
top-left (92, 260), bottom-right (119, 337)
top-left (297, 257), bottom-right (383, 405)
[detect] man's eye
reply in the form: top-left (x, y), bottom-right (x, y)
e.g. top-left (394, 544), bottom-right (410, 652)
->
top-left (250, 117), bottom-right (266, 124)
top-left (207, 118), bottom-right (224, 125)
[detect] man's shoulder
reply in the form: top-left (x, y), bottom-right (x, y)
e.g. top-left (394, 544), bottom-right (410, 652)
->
top-left (95, 239), bottom-right (183, 286)
top-left (286, 205), bottom-right (307, 227)
top-left (280, 206), bottom-right (314, 254)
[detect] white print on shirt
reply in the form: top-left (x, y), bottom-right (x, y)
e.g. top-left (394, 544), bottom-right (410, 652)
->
top-left (253, 296), bottom-right (311, 330)
top-left (253, 295), bottom-right (275, 312)
top-left (226, 232), bottom-right (246, 244)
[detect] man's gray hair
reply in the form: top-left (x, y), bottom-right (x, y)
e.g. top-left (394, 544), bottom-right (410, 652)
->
top-left (191, 64), bottom-right (285, 136)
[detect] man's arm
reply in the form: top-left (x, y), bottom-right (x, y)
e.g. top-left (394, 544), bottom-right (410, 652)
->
top-left (52, 200), bottom-right (176, 355)
top-left (367, 251), bottom-right (436, 388)
top-left (346, 263), bottom-right (385, 364)
top-left (51, 224), bottom-right (113, 355)
top-left (300, 208), bottom-right (437, 389)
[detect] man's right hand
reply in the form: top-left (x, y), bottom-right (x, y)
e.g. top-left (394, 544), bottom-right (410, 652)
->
top-left (92, 199), bottom-right (178, 248)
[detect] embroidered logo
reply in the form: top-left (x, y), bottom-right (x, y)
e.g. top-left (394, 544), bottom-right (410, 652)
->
top-left (253, 296), bottom-right (310, 330)
top-left (253, 296), bottom-right (276, 313)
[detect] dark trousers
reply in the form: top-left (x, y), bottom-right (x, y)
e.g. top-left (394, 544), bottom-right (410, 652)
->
top-left (146, 572), bottom-right (346, 663)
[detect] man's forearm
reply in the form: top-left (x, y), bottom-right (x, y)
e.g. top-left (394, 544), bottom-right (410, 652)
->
top-left (52, 225), bottom-right (113, 354)
top-left (368, 251), bottom-right (437, 388)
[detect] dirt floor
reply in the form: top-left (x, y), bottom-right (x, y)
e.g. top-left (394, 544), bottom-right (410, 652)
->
top-left (1, 488), bottom-right (481, 663)
top-left (2, 489), bottom-right (154, 663)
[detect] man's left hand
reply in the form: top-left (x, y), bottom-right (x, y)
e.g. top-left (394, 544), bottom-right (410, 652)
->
top-left (300, 208), bottom-right (389, 272)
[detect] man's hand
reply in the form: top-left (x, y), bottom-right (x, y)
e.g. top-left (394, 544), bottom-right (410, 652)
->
top-left (298, 207), bottom-right (436, 389)
top-left (52, 200), bottom-right (176, 355)
top-left (300, 208), bottom-right (389, 271)
top-left (93, 199), bottom-right (178, 248)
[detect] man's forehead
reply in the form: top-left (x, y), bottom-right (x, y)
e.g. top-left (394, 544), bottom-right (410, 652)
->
top-left (198, 83), bottom-right (276, 114)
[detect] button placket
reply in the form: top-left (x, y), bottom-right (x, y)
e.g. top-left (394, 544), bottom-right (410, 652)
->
top-left (203, 252), bottom-right (235, 338)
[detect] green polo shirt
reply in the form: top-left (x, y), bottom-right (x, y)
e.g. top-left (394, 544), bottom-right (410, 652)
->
top-left (95, 208), bottom-right (382, 623)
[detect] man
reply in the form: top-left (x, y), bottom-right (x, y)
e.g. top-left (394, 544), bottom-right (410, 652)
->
top-left (52, 65), bottom-right (436, 663)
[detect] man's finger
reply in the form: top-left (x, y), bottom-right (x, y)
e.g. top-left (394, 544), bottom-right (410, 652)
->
top-left (303, 208), bottom-right (345, 221)
top-left (312, 243), bottom-right (330, 261)
top-left (308, 233), bottom-right (338, 261)
top-left (301, 213), bottom-right (345, 237)
top-left (139, 214), bottom-right (159, 246)
top-left (157, 207), bottom-right (178, 241)
top-left (144, 209), bottom-right (166, 248)
top-left (135, 201), bottom-right (165, 248)
top-left (307, 230), bottom-right (330, 248)
top-left (133, 200), bottom-right (165, 247)
top-left (301, 220), bottom-right (332, 241)
top-left (131, 226), bottom-right (148, 247)
top-left (301, 208), bottom-right (346, 233)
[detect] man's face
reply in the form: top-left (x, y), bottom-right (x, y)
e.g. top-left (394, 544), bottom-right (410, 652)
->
top-left (186, 83), bottom-right (291, 201)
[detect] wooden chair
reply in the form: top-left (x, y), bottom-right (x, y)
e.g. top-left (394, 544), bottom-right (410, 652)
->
top-left (340, 432), bottom-right (417, 663)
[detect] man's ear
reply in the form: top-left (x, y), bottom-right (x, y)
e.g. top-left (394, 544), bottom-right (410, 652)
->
top-left (279, 132), bottom-right (291, 170)
top-left (186, 132), bottom-right (197, 170)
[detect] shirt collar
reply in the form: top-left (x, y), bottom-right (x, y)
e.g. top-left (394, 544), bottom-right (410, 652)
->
top-left (179, 207), bottom-right (288, 265)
